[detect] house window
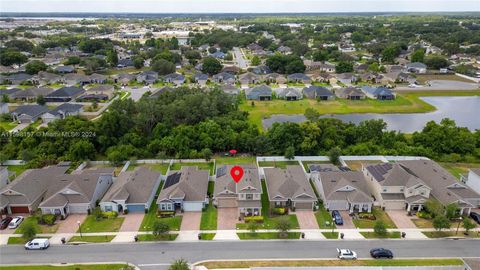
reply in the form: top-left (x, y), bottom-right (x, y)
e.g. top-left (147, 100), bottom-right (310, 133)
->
top-left (275, 201), bottom-right (281, 206)
top-left (383, 188), bottom-right (387, 192)
top-left (160, 204), bottom-right (166, 210)
top-left (246, 194), bottom-right (253, 200)
top-left (400, 188), bottom-right (404, 192)
top-left (105, 206), bottom-right (112, 212)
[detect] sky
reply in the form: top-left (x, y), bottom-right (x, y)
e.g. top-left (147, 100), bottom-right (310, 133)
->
top-left (0, 0), bottom-right (479, 13)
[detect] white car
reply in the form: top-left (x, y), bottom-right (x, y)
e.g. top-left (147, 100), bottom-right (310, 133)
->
top-left (8, 216), bottom-right (24, 229)
top-left (337, 248), bottom-right (357, 260)
top-left (25, 238), bottom-right (50, 250)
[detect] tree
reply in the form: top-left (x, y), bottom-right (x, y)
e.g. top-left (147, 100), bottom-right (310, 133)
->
top-left (36, 95), bottom-right (45, 105)
top-left (22, 221), bottom-right (37, 241)
top-left (462, 218), bottom-right (476, 235)
top-left (168, 259), bottom-right (189, 270)
top-left (424, 55), bottom-right (448, 70)
top-left (152, 220), bottom-right (170, 238)
top-left (151, 59), bottom-right (176, 75)
top-left (275, 216), bottom-right (292, 238)
top-left (69, 140), bottom-right (96, 161)
top-left (25, 60), bottom-right (48, 75)
top-left (335, 61), bottom-right (353, 73)
top-left (0, 50), bottom-right (28, 66)
top-left (284, 146), bottom-right (295, 160)
top-left (445, 203), bottom-right (459, 220)
top-left (304, 108), bottom-right (320, 122)
top-left (266, 54), bottom-right (305, 74)
top-left (432, 215), bottom-right (451, 231)
top-left (411, 49), bottom-right (425, 63)
top-left (202, 57), bottom-right (223, 75)
top-left (251, 55), bottom-right (261, 66)
top-left (65, 56), bottom-right (81, 66)
top-left (202, 148), bottom-right (213, 161)
top-left (381, 44), bottom-right (401, 64)
top-left (106, 49), bottom-right (118, 67)
top-left (373, 220), bottom-right (387, 237)
top-left (92, 206), bottom-right (103, 221)
top-left (5, 39), bottom-right (34, 52)
top-left (133, 56), bottom-right (144, 69)
top-left (328, 147), bottom-right (342, 165)
top-left (424, 198), bottom-right (444, 218)
top-left (247, 221), bottom-right (259, 235)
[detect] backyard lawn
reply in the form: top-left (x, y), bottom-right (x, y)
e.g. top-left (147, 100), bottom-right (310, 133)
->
top-left (200, 200), bottom-right (217, 230)
top-left (170, 161), bottom-right (215, 175)
top-left (257, 160), bottom-right (299, 168)
top-left (68, 235), bottom-right (115, 243)
top-left (214, 155), bottom-right (256, 166)
top-left (78, 216), bottom-right (124, 233)
top-left (128, 163), bottom-right (171, 174)
top-left (345, 160), bottom-right (382, 171)
top-left (237, 232), bottom-right (301, 240)
top-left (6, 165), bottom-right (28, 180)
top-left (439, 162), bottom-right (480, 179)
top-left (353, 207), bottom-right (397, 229)
top-left (15, 216), bottom-right (59, 234)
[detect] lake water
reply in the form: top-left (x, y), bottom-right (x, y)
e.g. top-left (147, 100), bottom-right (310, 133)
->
top-left (262, 96), bottom-right (480, 133)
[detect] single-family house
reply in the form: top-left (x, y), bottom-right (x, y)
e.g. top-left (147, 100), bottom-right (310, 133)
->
top-left (245, 85), bottom-right (272, 100)
top-left (117, 58), bottom-right (134, 68)
top-left (239, 72), bottom-right (261, 85)
top-left (45, 86), bottom-right (85, 102)
top-left (247, 43), bottom-right (263, 51)
top-left (10, 87), bottom-right (54, 102)
top-left (157, 166), bottom-right (209, 212)
top-left (354, 64), bottom-right (369, 73)
top-left (222, 66), bottom-right (241, 74)
top-left (214, 165), bottom-right (262, 217)
top-left (213, 72), bottom-right (236, 84)
top-left (277, 87), bottom-right (302, 101)
top-left (0, 167), bottom-right (8, 189)
top-left (277, 46), bottom-right (292, 54)
top-left (41, 103), bottom-right (84, 124)
top-left (463, 169), bottom-right (480, 198)
top-left (264, 73), bottom-right (286, 84)
top-left (211, 51), bottom-right (225, 59)
top-left (34, 71), bottom-right (62, 85)
top-left (55, 65), bottom-right (75, 74)
top-left (336, 73), bottom-right (358, 85)
top-left (335, 87), bottom-right (366, 100)
top-left (5, 73), bottom-right (33, 85)
top-left (303, 60), bottom-right (323, 71)
top-left (263, 165), bottom-right (317, 210)
top-left (78, 85), bottom-right (114, 102)
top-left (406, 62), bottom-right (427, 74)
top-left (137, 71), bottom-right (158, 85)
top-left (63, 74), bottom-right (91, 86)
top-left (193, 73), bottom-right (209, 86)
top-left (221, 84), bottom-right (241, 96)
top-left (303, 86), bottom-right (335, 100)
top-left (0, 102), bottom-right (8, 114)
top-left (114, 73), bottom-right (136, 86)
top-left (314, 171), bottom-right (373, 213)
top-left (319, 63), bottom-right (336, 73)
top-left (251, 65), bottom-right (271, 75)
top-left (361, 86), bottom-right (395, 100)
top-left (11, 104), bottom-right (49, 124)
top-left (0, 88), bottom-right (21, 99)
top-left (163, 73), bottom-right (185, 86)
top-left (89, 73), bottom-right (107, 84)
top-left (287, 73), bottom-right (312, 84)
top-left (100, 167), bottom-right (161, 213)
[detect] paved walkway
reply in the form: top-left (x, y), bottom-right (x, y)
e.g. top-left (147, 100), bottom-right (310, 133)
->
top-left (180, 212), bottom-right (202, 231)
top-left (295, 210), bottom-right (319, 230)
top-left (337, 229), bottom-right (365, 239)
top-left (339, 211), bottom-right (356, 229)
top-left (217, 208), bottom-right (238, 230)
top-left (213, 230), bottom-right (239, 240)
top-left (119, 213), bottom-right (144, 232)
top-left (177, 231), bottom-right (200, 241)
top-left (56, 214), bottom-right (87, 233)
top-left (387, 210), bottom-right (416, 229)
top-left (111, 232), bottom-right (137, 243)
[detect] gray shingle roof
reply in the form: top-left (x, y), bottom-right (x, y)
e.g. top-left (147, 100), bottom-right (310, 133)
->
top-left (264, 165), bottom-right (315, 201)
top-left (157, 166), bottom-right (209, 203)
top-left (319, 171), bottom-right (373, 203)
top-left (12, 104), bottom-right (49, 118)
top-left (214, 165), bottom-right (261, 197)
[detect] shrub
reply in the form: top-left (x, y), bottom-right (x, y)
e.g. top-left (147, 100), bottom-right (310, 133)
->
top-left (373, 220), bottom-right (387, 237)
top-left (152, 220), bottom-right (170, 237)
top-left (244, 216), bottom-right (264, 223)
top-left (159, 211), bottom-right (175, 217)
top-left (273, 207), bottom-right (286, 215)
top-left (123, 209), bottom-right (129, 215)
top-left (22, 222), bottom-right (37, 241)
top-left (358, 213), bottom-right (375, 220)
top-left (416, 211), bottom-right (432, 219)
top-left (103, 211), bottom-right (118, 219)
top-left (41, 214), bottom-right (56, 225)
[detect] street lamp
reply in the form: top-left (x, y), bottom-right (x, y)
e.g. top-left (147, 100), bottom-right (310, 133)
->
top-left (456, 217), bottom-right (463, 235)
top-left (77, 220), bottom-right (82, 239)
top-left (332, 218), bottom-right (336, 233)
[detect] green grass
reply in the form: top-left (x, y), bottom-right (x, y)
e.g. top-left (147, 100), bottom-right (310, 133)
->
top-left (0, 264), bottom-right (131, 270)
top-left (15, 216), bottom-right (59, 234)
top-left (214, 155), bottom-right (256, 166)
top-left (127, 163), bottom-right (171, 175)
top-left (136, 233), bottom-right (178, 241)
top-left (200, 200), bottom-right (217, 230)
top-left (322, 232), bottom-right (339, 239)
top-left (7, 237), bottom-right (29, 245)
top-left (171, 162), bottom-right (215, 175)
top-left (78, 216), bottom-right (124, 233)
top-left (68, 235), bottom-right (114, 243)
top-left (353, 207), bottom-right (397, 229)
top-left (258, 161), bottom-right (299, 168)
top-left (200, 233), bottom-right (216, 240)
top-left (0, 121), bottom-right (17, 131)
top-left (315, 206), bottom-right (336, 229)
top-left (360, 231), bottom-right (401, 239)
top-left (439, 162), bottom-right (480, 179)
top-left (6, 165), bottom-right (28, 180)
top-left (416, 74), bottom-right (476, 84)
top-left (237, 232), bottom-right (301, 240)
top-left (422, 231), bottom-right (480, 238)
top-left (199, 259), bottom-right (464, 268)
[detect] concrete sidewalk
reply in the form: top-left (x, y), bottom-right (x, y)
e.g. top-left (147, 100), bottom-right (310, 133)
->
top-left (213, 230), bottom-right (240, 240)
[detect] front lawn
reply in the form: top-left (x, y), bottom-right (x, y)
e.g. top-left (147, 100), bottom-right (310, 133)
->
top-left (199, 233), bottom-right (216, 240)
top-left (170, 162), bottom-right (215, 175)
top-left (360, 231), bottom-right (401, 239)
top-left (200, 200), bottom-right (217, 230)
top-left (78, 215), bottom-right (124, 233)
top-left (422, 231), bottom-right (480, 238)
top-left (136, 233), bottom-right (178, 241)
top-left (257, 161), bottom-right (299, 168)
top-left (353, 207), bottom-right (397, 229)
top-left (68, 235), bottom-right (115, 243)
top-left (315, 206), bottom-right (336, 229)
top-left (0, 121), bottom-right (17, 131)
top-left (7, 237), bottom-right (29, 245)
top-left (412, 217), bottom-right (466, 229)
top-left (15, 216), bottom-right (59, 234)
top-left (237, 232), bottom-right (301, 240)
top-left (0, 264), bottom-right (131, 270)
top-left (322, 232), bottom-right (339, 239)
top-left (139, 200), bottom-right (182, 232)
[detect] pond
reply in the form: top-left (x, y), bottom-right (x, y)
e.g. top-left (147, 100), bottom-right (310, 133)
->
top-left (262, 96), bottom-right (480, 133)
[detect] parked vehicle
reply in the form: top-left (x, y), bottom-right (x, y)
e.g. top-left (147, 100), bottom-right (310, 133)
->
top-left (370, 248), bottom-right (394, 259)
top-left (332, 210), bottom-right (343, 225)
top-left (25, 239), bottom-right (50, 250)
top-left (8, 216), bottom-right (24, 229)
top-left (337, 248), bottom-right (357, 260)
top-left (0, 217), bottom-right (13, 230)
top-left (470, 212), bottom-right (480, 225)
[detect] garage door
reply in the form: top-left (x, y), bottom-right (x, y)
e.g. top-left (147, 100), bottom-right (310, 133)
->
top-left (127, 204), bottom-right (146, 212)
top-left (10, 206), bottom-right (29, 214)
top-left (295, 202), bottom-right (313, 210)
top-left (327, 200), bottom-right (349, 211)
top-left (183, 202), bottom-right (203, 211)
top-left (218, 198), bottom-right (238, 208)
top-left (384, 201), bottom-right (405, 210)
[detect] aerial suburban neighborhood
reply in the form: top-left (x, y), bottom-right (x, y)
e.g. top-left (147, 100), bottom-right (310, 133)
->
top-left (0, 2), bottom-right (480, 270)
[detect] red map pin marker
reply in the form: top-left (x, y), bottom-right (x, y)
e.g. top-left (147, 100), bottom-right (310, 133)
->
top-left (230, 166), bottom-right (244, 183)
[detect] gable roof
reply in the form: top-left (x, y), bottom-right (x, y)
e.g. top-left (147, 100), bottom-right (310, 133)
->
top-left (303, 85), bottom-right (334, 99)
top-left (214, 165), bottom-right (261, 197)
top-left (12, 104), bottom-right (49, 118)
top-left (11, 87), bottom-right (54, 99)
top-left (319, 171), bottom-right (373, 203)
top-left (47, 103), bottom-right (83, 117)
top-left (264, 165), bottom-right (315, 201)
top-left (364, 162), bottom-right (428, 188)
top-left (47, 86), bottom-right (85, 98)
top-left (157, 166), bottom-right (209, 203)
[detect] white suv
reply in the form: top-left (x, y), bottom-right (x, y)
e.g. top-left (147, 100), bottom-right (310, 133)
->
top-left (337, 248), bottom-right (357, 260)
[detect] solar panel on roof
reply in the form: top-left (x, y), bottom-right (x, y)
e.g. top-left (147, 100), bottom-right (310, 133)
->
top-left (216, 166), bottom-right (227, 178)
top-left (164, 172), bottom-right (181, 189)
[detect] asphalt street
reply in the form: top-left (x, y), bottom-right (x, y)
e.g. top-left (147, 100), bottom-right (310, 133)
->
top-left (233, 47), bottom-right (248, 69)
top-left (1, 239), bottom-right (480, 269)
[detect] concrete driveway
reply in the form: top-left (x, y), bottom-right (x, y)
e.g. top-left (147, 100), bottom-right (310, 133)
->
top-left (387, 210), bottom-right (416, 228)
top-left (56, 214), bottom-right (87, 234)
top-left (339, 211), bottom-right (356, 229)
top-left (126, 86), bottom-right (151, 102)
top-left (217, 208), bottom-right (238, 230)
top-left (180, 212), bottom-right (202, 231)
top-left (295, 210), bottom-right (319, 229)
top-left (119, 213), bottom-right (144, 232)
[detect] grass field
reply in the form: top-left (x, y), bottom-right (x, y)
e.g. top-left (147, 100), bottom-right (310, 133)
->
top-left (15, 216), bottom-right (59, 234)
top-left (416, 74), bottom-right (476, 84)
top-left (237, 232), bottom-right (301, 240)
top-left (170, 162), bottom-right (215, 175)
top-left (0, 264), bottom-right (130, 270)
top-left (127, 163), bottom-right (170, 174)
top-left (360, 231), bottom-right (401, 239)
top-left (239, 90), bottom-right (480, 128)
top-left (0, 121), bottom-right (17, 131)
top-left (439, 162), bottom-right (480, 179)
top-left (78, 216), bottom-right (124, 233)
top-left (258, 160), bottom-right (299, 168)
top-left (198, 259), bottom-right (464, 268)
top-left (6, 165), bottom-right (28, 180)
top-left (412, 217), bottom-right (469, 229)
top-left (7, 237), bottom-right (29, 245)
top-left (214, 155), bottom-right (256, 166)
top-left (315, 206), bottom-right (336, 229)
top-left (353, 207), bottom-right (397, 229)
top-left (68, 235), bottom-right (115, 243)
top-left (422, 231), bottom-right (480, 238)
top-left (200, 200), bottom-right (217, 230)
